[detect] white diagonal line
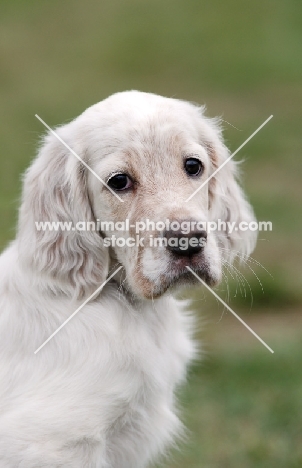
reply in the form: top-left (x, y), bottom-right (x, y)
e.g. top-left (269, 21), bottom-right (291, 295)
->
top-left (186, 266), bottom-right (274, 354)
top-left (35, 114), bottom-right (124, 203)
top-left (185, 115), bottom-right (273, 202)
top-left (34, 266), bottom-right (123, 354)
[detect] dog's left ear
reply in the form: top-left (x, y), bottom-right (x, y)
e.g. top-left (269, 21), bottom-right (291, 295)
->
top-left (17, 124), bottom-right (110, 298)
top-left (203, 121), bottom-right (257, 261)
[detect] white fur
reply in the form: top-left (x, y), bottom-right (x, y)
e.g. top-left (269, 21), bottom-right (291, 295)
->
top-left (0, 91), bottom-right (256, 467)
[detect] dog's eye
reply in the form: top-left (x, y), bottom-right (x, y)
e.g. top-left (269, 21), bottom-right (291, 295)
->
top-left (184, 158), bottom-right (203, 177)
top-left (107, 173), bottom-right (133, 191)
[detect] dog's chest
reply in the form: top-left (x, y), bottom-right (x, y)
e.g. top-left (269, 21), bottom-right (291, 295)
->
top-left (116, 299), bottom-right (193, 392)
top-left (98, 298), bottom-right (194, 462)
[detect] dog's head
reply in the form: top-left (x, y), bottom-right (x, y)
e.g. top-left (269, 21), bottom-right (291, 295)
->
top-left (18, 91), bottom-right (257, 299)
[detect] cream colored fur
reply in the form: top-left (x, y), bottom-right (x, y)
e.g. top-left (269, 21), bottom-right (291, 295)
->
top-left (0, 91), bottom-right (256, 467)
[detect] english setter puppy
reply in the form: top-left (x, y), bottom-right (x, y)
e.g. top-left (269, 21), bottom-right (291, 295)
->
top-left (0, 91), bottom-right (256, 467)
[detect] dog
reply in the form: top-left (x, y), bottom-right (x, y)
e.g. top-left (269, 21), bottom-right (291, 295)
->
top-left (0, 91), bottom-right (256, 467)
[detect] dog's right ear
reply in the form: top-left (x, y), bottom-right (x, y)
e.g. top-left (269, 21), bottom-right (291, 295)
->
top-left (17, 124), bottom-right (110, 298)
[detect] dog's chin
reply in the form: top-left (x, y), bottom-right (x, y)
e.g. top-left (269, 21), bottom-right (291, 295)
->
top-left (165, 266), bottom-right (219, 294)
top-left (141, 264), bottom-right (220, 300)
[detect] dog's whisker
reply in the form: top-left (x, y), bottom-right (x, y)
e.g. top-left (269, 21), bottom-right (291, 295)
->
top-left (216, 269), bottom-right (230, 321)
top-left (220, 246), bottom-right (265, 297)
top-left (221, 255), bottom-right (255, 311)
top-left (221, 256), bottom-right (246, 298)
top-left (219, 246), bottom-right (273, 277)
top-left (221, 245), bottom-right (269, 283)
top-left (221, 261), bottom-right (235, 299)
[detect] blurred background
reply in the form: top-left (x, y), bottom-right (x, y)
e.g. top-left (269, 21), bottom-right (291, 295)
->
top-left (0, 0), bottom-right (301, 466)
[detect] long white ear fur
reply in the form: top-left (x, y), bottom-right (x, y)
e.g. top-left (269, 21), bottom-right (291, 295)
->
top-left (17, 125), bottom-right (109, 298)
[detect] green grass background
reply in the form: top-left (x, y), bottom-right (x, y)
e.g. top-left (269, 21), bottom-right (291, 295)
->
top-left (0, 0), bottom-right (301, 466)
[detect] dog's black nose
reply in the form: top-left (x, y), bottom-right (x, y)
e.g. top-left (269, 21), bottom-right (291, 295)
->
top-left (164, 226), bottom-right (207, 257)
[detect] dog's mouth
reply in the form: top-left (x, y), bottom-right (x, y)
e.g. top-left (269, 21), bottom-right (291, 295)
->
top-left (146, 256), bottom-right (219, 299)
top-left (130, 244), bottom-right (221, 300)
top-left (166, 259), bottom-right (217, 290)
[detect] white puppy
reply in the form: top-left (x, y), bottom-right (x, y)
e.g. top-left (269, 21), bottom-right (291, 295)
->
top-left (0, 91), bottom-right (256, 467)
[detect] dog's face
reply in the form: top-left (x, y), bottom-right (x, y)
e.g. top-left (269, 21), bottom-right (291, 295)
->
top-left (87, 93), bottom-right (221, 299)
top-left (18, 91), bottom-right (257, 299)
